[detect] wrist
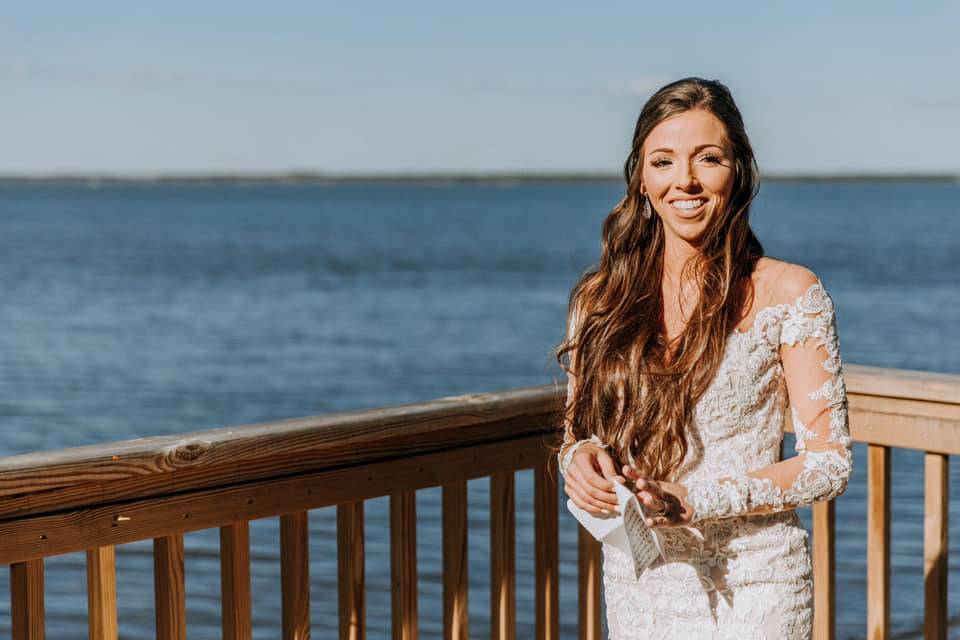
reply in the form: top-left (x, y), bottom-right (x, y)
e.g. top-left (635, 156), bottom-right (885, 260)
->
top-left (559, 435), bottom-right (608, 476)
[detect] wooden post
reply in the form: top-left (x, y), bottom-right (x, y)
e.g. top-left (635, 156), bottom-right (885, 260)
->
top-left (923, 453), bottom-right (948, 640)
top-left (812, 500), bottom-right (835, 640)
top-left (10, 559), bottom-right (44, 640)
top-left (391, 491), bottom-right (417, 640)
top-left (442, 482), bottom-right (468, 640)
top-left (87, 546), bottom-right (118, 640)
top-left (220, 523), bottom-right (252, 640)
top-left (534, 466), bottom-right (558, 640)
top-left (866, 445), bottom-right (890, 640)
top-left (490, 473), bottom-right (515, 640)
top-left (280, 512), bottom-right (311, 640)
top-left (338, 502), bottom-right (366, 640)
top-left (578, 528), bottom-right (602, 640)
top-left (154, 534), bottom-right (186, 640)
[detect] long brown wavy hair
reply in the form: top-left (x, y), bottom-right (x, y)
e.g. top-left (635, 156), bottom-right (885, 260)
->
top-left (556, 77), bottom-right (764, 481)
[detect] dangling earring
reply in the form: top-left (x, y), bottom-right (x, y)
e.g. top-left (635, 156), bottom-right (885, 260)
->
top-left (642, 195), bottom-right (653, 219)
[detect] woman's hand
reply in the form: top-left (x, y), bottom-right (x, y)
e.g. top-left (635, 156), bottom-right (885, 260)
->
top-left (563, 444), bottom-right (625, 514)
top-left (622, 466), bottom-right (696, 528)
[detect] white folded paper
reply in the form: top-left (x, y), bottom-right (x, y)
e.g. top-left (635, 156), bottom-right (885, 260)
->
top-left (566, 480), bottom-right (664, 580)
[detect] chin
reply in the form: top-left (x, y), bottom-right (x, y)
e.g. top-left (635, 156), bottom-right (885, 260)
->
top-left (662, 215), bottom-right (711, 238)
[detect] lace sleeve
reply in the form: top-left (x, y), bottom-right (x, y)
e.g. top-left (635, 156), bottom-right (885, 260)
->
top-left (684, 275), bottom-right (853, 522)
top-left (557, 305), bottom-right (608, 476)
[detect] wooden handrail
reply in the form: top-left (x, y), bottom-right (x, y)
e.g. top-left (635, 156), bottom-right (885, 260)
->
top-left (0, 365), bottom-right (955, 522)
top-left (0, 385), bottom-right (560, 522)
top-left (0, 364), bottom-right (955, 638)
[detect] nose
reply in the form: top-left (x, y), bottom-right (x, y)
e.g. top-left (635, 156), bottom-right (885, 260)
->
top-left (675, 160), bottom-right (700, 190)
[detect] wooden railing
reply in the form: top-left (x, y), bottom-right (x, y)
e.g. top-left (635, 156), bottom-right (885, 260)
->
top-left (0, 364), bottom-right (955, 639)
top-left (808, 365), bottom-right (959, 640)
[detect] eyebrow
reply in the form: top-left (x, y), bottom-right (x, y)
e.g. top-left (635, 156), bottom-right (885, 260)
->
top-left (647, 143), bottom-right (725, 156)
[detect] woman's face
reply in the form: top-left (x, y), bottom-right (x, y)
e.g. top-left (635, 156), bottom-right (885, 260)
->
top-left (639, 108), bottom-right (736, 244)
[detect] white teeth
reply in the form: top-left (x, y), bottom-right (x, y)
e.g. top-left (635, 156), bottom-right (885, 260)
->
top-left (672, 199), bottom-right (706, 211)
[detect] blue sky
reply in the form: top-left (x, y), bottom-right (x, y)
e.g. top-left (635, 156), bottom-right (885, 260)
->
top-left (2, 1), bottom-right (958, 175)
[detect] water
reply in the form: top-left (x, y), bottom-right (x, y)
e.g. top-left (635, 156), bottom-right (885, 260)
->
top-left (0, 181), bottom-right (957, 638)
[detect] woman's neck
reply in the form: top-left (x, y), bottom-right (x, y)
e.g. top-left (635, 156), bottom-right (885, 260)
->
top-left (659, 233), bottom-right (704, 346)
top-left (661, 232), bottom-right (701, 289)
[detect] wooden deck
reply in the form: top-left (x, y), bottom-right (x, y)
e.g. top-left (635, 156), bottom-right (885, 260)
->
top-left (0, 363), bottom-right (956, 639)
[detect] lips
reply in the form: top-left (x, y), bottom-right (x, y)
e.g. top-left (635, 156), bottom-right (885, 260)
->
top-left (670, 198), bottom-right (707, 215)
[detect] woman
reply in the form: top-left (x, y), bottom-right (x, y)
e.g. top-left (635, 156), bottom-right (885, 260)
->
top-left (557, 77), bottom-right (852, 639)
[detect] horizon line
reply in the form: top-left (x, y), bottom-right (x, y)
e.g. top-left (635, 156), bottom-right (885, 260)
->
top-left (1, 171), bottom-right (959, 185)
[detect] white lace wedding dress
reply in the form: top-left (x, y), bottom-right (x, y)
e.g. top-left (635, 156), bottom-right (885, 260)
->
top-left (559, 277), bottom-right (853, 639)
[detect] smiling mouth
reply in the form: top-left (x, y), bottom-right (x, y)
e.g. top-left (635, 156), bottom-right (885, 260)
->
top-left (670, 199), bottom-right (707, 215)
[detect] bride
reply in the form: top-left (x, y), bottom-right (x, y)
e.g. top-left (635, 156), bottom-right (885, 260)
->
top-left (557, 77), bottom-right (852, 639)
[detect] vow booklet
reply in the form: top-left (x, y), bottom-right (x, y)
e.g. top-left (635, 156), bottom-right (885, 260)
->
top-left (566, 480), bottom-right (664, 580)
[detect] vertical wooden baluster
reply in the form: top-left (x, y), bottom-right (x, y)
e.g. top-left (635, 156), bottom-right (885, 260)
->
top-left (577, 528), bottom-right (601, 640)
top-left (923, 453), bottom-right (948, 640)
top-left (154, 535), bottom-right (186, 640)
top-left (490, 473), bottom-right (515, 640)
top-left (10, 559), bottom-right (44, 640)
top-left (534, 467), bottom-right (558, 640)
top-left (390, 491), bottom-right (417, 640)
top-left (812, 500), bottom-right (835, 640)
top-left (338, 502), bottom-right (366, 640)
top-left (87, 546), bottom-right (118, 640)
top-left (442, 482), bottom-right (468, 640)
top-left (867, 445), bottom-right (890, 640)
top-left (220, 523), bottom-right (252, 640)
top-left (280, 512), bottom-right (311, 640)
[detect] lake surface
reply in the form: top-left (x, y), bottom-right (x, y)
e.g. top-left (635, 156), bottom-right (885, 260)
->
top-left (0, 181), bottom-right (957, 638)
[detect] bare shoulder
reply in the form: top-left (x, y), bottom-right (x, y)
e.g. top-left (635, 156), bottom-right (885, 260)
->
top-left (754, 257), bottom-right (820, 307)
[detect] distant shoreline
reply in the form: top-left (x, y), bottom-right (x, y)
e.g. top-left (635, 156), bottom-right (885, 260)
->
top-left (1, 172), bottom-right (958, 186)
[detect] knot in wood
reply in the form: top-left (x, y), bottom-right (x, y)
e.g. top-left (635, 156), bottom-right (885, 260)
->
top-left (168, 441), bottom-right (210, 465)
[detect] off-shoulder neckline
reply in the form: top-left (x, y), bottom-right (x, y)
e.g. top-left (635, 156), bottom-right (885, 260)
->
top-left (729, 278), bottom-right (826, 339)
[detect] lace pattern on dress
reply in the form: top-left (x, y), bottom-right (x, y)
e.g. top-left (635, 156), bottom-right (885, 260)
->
top-left (685, 281), bottom-right (853, 522)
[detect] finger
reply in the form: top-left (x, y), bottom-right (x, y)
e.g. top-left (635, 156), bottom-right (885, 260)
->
top-left (636, 490), bottom-right (666, 514)
top-left (636, 480), bottom-right (667, 509)
top-left (635, 478), bottom-right (662, 496)
top-left (566, 484), bottom-right (595, 512)
top-left (567, 481), bottom-right (615, 513)
top-left (646, 515), bottom-right (675, 528)
top-left (568, 467), bottom-right (618, 506)
top-left (582, 475), bottom-right (619, 504)
top-left (578, 458), bottom-right (614, 492)
top-left (564, 470), bottom-right (618, 510)
top-left (622, 465), bottom-right (639, 480)
top-left (576, 460), bottom-right (619, 499)
top-left (595, 453), bottom-right (625, 484)
top-left (580, 480), bottom-right (619, 509)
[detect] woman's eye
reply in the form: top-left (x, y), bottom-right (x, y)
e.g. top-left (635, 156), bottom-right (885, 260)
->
top-left (702, 155), bottom-right (721, 164)
top-left (652, 159), bottom-right (671, 167)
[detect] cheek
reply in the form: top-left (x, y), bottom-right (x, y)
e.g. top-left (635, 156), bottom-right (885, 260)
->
top-left (642, 171), bottom-right (671, 196)
top-left (708, 169), bottom-right (735, 199)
